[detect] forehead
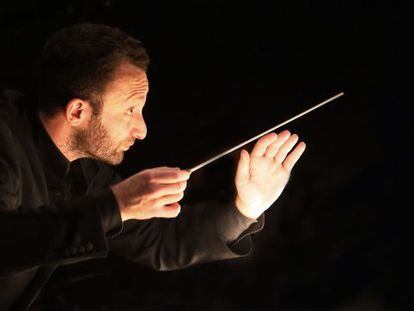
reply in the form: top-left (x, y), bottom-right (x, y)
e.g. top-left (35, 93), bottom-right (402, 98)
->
top-left (102, 62), bottom-right (149, 102)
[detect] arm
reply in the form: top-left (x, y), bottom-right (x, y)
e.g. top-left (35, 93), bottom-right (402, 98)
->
top-left (105, 165), bottom-right (263, 270)
top-left (108, 199), bottom-right (264, 271)
top-left (107, 130), bottom-right (305, 270)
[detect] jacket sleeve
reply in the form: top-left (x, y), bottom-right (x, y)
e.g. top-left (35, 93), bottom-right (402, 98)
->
top-left (108, 202), bottom-right (264, 271)
top-left (106, 167), bottom-right (265, 271)
top-left (0, 121), bottom-right (120, 277)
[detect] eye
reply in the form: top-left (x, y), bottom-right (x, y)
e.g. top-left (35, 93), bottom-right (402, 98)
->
top-left (126, 107), bottom-right (134, 115)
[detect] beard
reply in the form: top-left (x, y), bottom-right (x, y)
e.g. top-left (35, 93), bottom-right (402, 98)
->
top-left (70, 114), bottom-right (126, 165)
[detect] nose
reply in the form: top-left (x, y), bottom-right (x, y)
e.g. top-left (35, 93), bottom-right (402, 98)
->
top-left (131, 114), bottom-right (147, 140)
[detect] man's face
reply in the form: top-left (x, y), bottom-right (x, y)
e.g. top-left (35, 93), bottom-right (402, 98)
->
top-left (73, 62), bottom-right (149, 165)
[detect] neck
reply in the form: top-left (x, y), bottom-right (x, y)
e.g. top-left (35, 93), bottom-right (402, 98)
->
top-left (37, 111), bottom-right (79, 162)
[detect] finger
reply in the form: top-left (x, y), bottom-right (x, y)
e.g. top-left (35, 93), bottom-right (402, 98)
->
top-left (159, 202), bottom-right (181, 218)
top-left (264, 130), bottom-right (291, 158)
top-left (155, 192), bottom-right (184, 207)
top-left (263, 133), bottom-right (278, 158)
top-left (264, 130), bottom-right (290, 158)
top-left (149, 181), bottom-right (187, 198)
top-left (235, 149), bottom-right (250, 186)
top-left (283, 142), bottom-right (306, 171)
top-left (147, 166), bottom-right (179, 171)
top-left (145, 168), bottom-right (190, 183)
top-left (273, 134), bottom-right (298, 164)
top-left (251, 133), bottom-right (278, 157)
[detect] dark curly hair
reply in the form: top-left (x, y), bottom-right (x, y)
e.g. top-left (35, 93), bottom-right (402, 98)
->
top-left (35, 23), bottom-right (150, 115)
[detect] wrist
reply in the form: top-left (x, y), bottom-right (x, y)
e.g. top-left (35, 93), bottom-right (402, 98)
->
top-left (235, 196), bottom-right (261, 220)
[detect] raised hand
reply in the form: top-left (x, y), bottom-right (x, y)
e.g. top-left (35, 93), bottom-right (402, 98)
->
top-left (234, 130), bottom-right (306, 219)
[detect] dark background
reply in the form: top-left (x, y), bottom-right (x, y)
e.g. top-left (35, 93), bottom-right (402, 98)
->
top-left (0, 1), bottom-right (407, 310)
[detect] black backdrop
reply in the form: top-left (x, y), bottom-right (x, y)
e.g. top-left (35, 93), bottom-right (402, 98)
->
top-left (0, 1), bottom-right (408, 310)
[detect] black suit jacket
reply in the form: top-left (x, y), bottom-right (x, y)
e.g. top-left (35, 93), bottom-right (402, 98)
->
top-left (0, 90), bottom-right (264, 310)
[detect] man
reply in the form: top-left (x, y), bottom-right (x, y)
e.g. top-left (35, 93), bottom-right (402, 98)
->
top-left (0, 23), bottom-right (306, 310)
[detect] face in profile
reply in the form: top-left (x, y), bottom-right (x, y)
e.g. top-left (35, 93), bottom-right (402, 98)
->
top-left (73, 62), bottom-right (149, 165)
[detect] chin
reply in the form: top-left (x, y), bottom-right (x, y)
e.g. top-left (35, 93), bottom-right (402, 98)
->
top-left (110, 153), bottom-right (125, 166)
top-left (96, 151), bottom-right (124, 166)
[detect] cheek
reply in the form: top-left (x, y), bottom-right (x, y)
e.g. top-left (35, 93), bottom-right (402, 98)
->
top-left (100, 116), bottom-right (124, 140)
top-left (111, 116), bottom-right (133, 140)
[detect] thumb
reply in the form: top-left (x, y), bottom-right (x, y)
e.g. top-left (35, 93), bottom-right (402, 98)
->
top-left (235, 149), bottom-right (250, 186)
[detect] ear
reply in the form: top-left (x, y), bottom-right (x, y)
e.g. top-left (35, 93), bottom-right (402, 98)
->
top-left (65, 98), bottom-right (93, 127)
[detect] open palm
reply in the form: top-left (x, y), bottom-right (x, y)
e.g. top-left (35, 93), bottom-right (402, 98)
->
top-left (235, 130), bottom-right (306, 219)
